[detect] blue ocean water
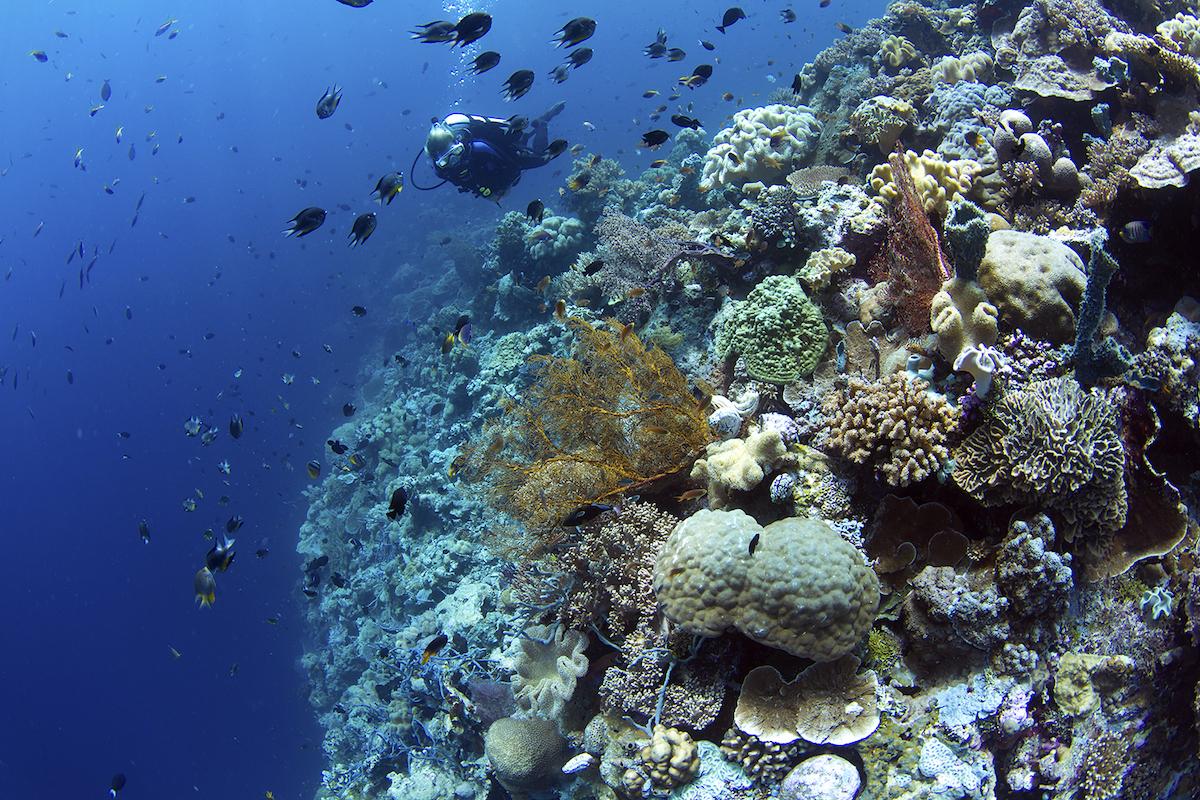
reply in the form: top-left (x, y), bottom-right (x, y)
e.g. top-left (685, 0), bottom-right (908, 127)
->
top-left (0, 2), bottom-right (878, 797)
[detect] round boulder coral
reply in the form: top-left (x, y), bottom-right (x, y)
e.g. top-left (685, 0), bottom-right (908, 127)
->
top-left (976, 230), bottom-right (1086, 344)
top-left (485, 717), bottom-right (566, 794)
top-left (653, 509), bottom-right (879, 661)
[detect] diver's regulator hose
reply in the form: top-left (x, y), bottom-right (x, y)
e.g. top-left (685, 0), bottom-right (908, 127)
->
top-left (409, 148), bottom-right (448, 191)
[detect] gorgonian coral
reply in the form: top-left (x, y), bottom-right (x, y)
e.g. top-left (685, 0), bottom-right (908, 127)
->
top-left (465, 318), bottom-right (710, 551)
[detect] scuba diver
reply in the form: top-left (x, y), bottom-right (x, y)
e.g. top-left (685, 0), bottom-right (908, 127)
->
top-left (416, 102), bottom-right (566, 199)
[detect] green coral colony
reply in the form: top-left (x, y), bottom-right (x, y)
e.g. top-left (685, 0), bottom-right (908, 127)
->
top-left (300, 1), bottom-right (1200, 798)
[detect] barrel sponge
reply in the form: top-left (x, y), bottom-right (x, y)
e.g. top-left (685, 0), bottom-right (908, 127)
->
top-left (715, 275), bottom-right (828, 384)
top-left (699, 104), bottom-right (821, 191)
top-left (485, 717), bottom-right (566, 793)
top-left (652, 509), bottom-right (879, 661)
top-left (976, 230), bottom-right (1086, 344)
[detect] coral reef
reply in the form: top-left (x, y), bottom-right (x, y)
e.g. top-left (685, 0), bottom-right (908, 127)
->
top-left (299, 0), bottom-right (1200, 796)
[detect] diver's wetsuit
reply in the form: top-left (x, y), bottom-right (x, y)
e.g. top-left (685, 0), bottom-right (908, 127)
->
top-left (433, 109), bottom-right (558, 199)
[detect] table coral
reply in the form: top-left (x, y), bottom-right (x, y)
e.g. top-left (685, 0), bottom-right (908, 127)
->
top-left (699, 104), bottom-right (821, 192)
top-left (714, 275), bottom-right (828, 384)
top-left (822, 372), bottom-right (960, 487)
top-left (952, 377), bottom-right (1127, 541)
top-left (652, 509), bottom-right (879, 661)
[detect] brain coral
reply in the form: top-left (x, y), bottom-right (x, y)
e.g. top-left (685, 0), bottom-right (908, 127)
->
top-left (869, 149), bottom-right (978, 218)
top-left (715, 275), bottom-right (828, 383)
top-left (976, 230), bottom-right (1086, 344)
top-left (485, 717), bottom-right (566, 794)
top-left (652, 509), bottom-right (879, 661)
top-left (699, 104), bottom-right (821, 192)
top-left (511, 623), bottom-right (589, 720)
top-left (822, 373), bottom-right (960, 487)
top-left (953, 377), bottom-right (1127, 540)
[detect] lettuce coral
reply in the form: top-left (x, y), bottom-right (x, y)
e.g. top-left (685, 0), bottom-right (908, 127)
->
top-left (714, 275), bottom-right (828, 384)
top-left (699, 104), bottom-right (821, 192)
top-left (952, 377), bottom-right (1127, 540)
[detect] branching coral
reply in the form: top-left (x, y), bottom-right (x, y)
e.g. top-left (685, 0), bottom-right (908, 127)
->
top-left (556, 500), bottom-right (679, 638)
top-left (465, 318), bottom-right (710, 549)
top-left (822, 372), bottom-right (960, 487)
top-left (952, 376), bottom-right (1127, 540)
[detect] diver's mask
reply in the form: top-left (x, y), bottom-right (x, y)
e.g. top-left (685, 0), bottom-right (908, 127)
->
top-left (435, 141), bottom-right (466, 171)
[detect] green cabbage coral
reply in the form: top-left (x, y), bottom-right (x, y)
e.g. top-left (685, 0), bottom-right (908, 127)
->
top-left (716, 275), bottom-right (828, 383)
